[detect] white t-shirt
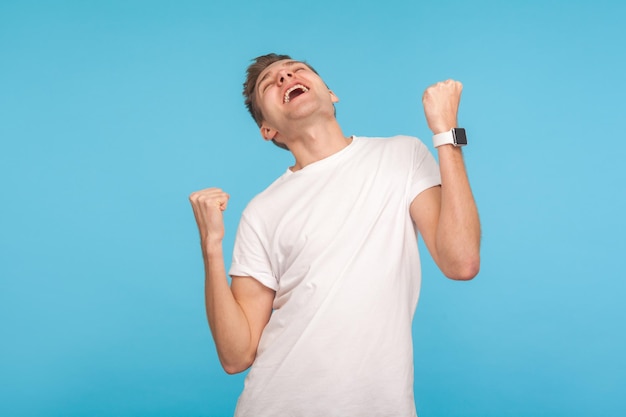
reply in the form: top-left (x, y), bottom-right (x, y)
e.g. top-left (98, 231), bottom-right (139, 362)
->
top-left (229, 136), bottom-right (441, 417)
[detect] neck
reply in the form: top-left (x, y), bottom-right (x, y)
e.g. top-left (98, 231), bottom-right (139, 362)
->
top-left (279, 119), bottom-right (351, 171)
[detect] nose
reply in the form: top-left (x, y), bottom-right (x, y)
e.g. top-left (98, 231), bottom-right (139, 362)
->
top-left (277, 69), bottom-right (293, 85)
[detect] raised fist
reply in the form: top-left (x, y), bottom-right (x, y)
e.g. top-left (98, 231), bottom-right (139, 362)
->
top-left (189, 187), bottom-right (230, 245)
top-left (422, 79), bottom-right (463, 135)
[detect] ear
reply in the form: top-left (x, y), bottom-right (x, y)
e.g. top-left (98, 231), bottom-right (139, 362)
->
top-left (329, 90), bottom-right (339, 103)
top-left (259, 123), bottom-right (278, 141)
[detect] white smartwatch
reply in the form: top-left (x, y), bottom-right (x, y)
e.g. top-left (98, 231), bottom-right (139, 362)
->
top-left (432, 128), bottom-right (467, 148)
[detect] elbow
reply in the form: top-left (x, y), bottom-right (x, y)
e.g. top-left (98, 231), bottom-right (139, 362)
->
top-left (448, 264), bottom-right (479, 281)
top-left (223, 363), bottom-right (249, 375)
top-left (222, 360), bottom-right (252, 375)
top-left (220, 353), bottom-right (255, 375)
top-left (443, 256), bottom-right (480, 281)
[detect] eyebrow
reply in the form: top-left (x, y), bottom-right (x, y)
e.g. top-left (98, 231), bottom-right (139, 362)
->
top-left (256, 60), bottom-right (301, 90)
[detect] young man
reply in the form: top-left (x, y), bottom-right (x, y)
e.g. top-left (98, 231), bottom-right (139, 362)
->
top-left (189, 53), bottom-right (481, 416)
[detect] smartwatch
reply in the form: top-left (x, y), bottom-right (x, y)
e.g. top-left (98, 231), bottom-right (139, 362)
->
top-left (432, 128), bottom-right (467, 148)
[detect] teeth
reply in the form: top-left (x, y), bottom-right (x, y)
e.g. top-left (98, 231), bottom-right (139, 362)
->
top-left (284, 84), bottom-right (309, 103)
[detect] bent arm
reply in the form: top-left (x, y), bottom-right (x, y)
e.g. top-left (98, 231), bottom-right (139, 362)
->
top-left (411, 147), bottom-right (480, 280)
top-left (190, 187), bottom-right (274, 374)
top-left (411, 79), bottom-right (481, 280)
top-left (204, 242), bottom-right (274, 374)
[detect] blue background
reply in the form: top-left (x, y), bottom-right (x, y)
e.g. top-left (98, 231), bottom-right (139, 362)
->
top-left (1, 1), bottom-right (625, 416)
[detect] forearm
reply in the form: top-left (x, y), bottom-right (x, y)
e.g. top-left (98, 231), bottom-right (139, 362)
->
top-left (435, 145), bottom-right (481, 279)
top-left (203, 241), bottom-right (255, 373)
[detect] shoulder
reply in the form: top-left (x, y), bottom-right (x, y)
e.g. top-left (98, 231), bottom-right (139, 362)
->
top-left (355, 135), bottom-right (427, 149)
top-left (352, 135), bottom-right (430, 158)
top-left (240, 169), bottom-right (293, 221)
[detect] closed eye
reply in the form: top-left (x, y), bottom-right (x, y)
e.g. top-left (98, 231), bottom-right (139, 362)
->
top-left (258, 63), bottom-right (307, 93)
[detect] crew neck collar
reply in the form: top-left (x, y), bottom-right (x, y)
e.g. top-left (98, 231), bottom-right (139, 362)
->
top-left (286, 136), bottom-right (358, 175)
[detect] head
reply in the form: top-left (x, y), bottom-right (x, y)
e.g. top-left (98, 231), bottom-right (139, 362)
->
top-left (243, 53), bottom-right (327, 151)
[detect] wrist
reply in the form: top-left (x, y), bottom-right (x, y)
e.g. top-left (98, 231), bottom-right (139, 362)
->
top-left (203, 238), bottom-right (224, 258)
top-left (433, 128), bottom-right (467, 148)
top-left (431, 126), bottom-right (456, 135)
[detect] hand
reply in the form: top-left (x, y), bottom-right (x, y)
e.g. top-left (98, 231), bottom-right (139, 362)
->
top-left (189, 188), bottom-right (230, 245)
top-left (422, 79), bottom-right (463, 135)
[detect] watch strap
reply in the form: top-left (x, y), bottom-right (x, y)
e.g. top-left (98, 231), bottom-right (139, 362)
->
top-left (432, 128), bottom-right (467, 147)
top-left (433, 130), bottom-right (454, 147)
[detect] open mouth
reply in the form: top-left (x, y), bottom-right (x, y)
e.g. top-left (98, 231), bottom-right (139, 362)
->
top-left (283, 84), bottom-right (309, 103)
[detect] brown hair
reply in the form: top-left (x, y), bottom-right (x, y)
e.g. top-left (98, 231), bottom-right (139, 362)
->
top-left (243, 53), bottom-right (320, 151)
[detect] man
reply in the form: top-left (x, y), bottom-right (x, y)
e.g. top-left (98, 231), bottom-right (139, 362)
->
top-left (189, 53), bottom-right (480, 416)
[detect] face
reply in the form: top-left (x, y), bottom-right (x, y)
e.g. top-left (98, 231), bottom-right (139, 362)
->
top-left (254, 59), bottom-right (338, 140)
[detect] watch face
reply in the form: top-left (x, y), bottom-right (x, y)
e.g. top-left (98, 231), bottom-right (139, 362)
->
top-left (453, 128), bottom-right (467, 146)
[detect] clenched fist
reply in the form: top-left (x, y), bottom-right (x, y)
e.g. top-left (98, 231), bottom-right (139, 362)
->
top-left (189, 187), bottom-right (230, 245)
top-left (422, 79), bottom-right (463, 135)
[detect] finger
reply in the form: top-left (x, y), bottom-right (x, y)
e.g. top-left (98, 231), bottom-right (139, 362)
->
top-left (190, 188), bottom-right (228, 201)
top-left (219, 195), bottom-right (230, 211)
top-left (212, 192), bottom-right (229, 210)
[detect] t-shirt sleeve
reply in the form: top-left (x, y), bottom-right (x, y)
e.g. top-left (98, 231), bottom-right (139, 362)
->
top-left (408, 138), bottom-right (442, 202)
top-left (229, 211), bottom-right (279, 291)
